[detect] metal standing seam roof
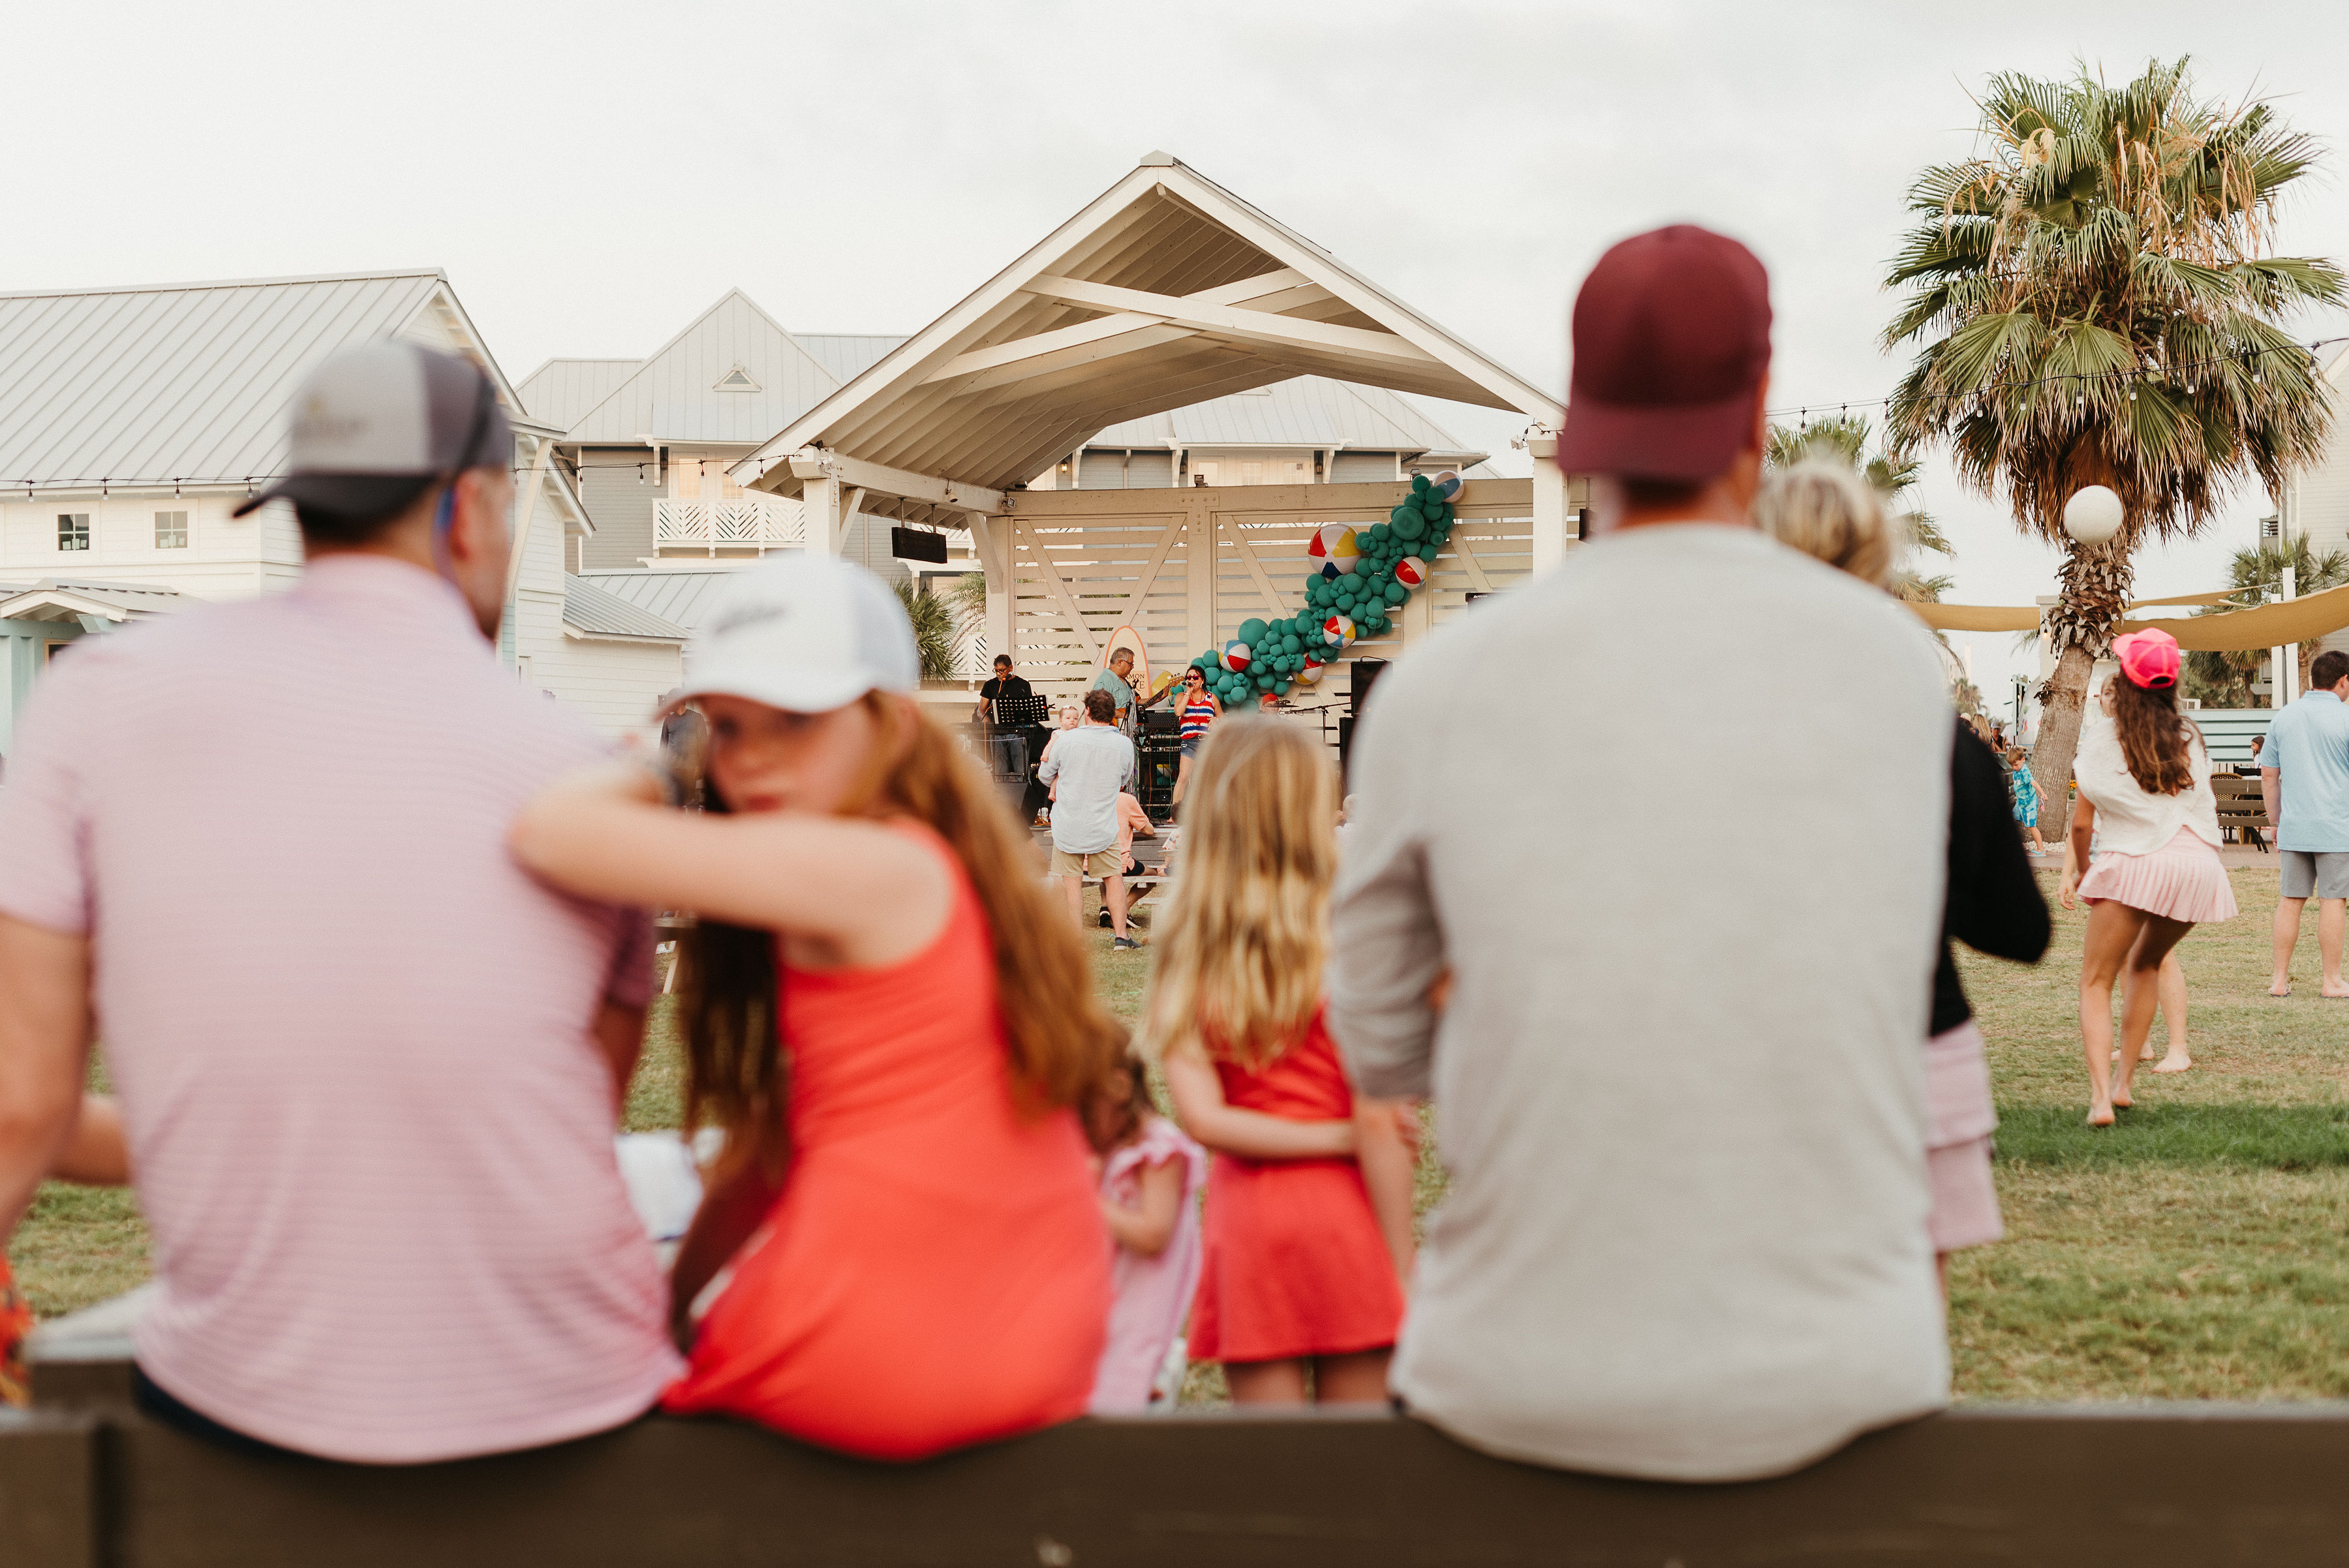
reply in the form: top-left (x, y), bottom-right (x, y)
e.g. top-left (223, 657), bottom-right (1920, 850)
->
top-left (0, 270), bottom-right (451, 487)
top-left (572, 569), bottom-right (739, 633)
top-left (738, 153), bottom-right (1562, 500)
top-left (517, 358), bottom-right (643, 430)
top-left (793, 335), bottom-right (908, 385)
top-left (0, 578), bottom-right (189, 620)
top-left (561, 574), bottom-right (690, 641)
top-left (559, 292), bottom-right (844, 446)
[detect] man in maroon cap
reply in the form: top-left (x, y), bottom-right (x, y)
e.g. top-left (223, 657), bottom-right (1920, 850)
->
top-left (1330, 226), bottom-right (1954, 1481)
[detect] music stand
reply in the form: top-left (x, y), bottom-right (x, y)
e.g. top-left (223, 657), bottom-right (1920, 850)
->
top-left (992, 694), bottom-right (1053, 731)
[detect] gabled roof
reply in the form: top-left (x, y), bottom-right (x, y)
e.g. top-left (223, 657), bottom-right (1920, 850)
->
top-left (0, 578), bottom-right (187, 623)
top-left (562, 574), bottom-right (689, 642)
top-left (519, 358), bottom-right (642, 429)
top-left (576, 568), bottom-right (738, 632)
top-left (1081, 375), bottom-right (1486, 461)
top-left (793, 335), bottom-right (907, 385)
top-left (562, 291), bottom-right (842, 445)
top-left (737, 153), bottom-right (1559, 501)
top-left (0, 269), bottom-right (527, 490)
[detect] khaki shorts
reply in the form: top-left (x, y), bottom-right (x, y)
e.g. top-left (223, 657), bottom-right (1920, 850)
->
top-left (1052, 847), bottom-right (1120, 878)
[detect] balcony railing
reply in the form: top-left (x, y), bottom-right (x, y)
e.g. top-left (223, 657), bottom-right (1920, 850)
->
top-left (652, 495), bottom-right (803, 553)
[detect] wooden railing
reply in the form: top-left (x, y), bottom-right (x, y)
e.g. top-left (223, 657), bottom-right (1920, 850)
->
top-left (13, 1322), bottom-right (2349, 1567)
top-left (651, 495), bottom-right (803, 552)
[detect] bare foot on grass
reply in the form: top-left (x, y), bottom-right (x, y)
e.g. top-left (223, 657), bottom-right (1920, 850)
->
top-left (2271, 979), bottom-right (2294, 997)
top-left (2088, 1101), bottom-right (2116, 1128)
top-left (2110, 1086), bottom-right (2134, 1109)
top-left (2324, 981), bottom-right (2349, 1000)
top-left (2152, 1052), bottom-right (2192, 1075)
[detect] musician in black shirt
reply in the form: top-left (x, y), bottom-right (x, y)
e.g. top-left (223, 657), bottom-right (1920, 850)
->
top-left (972, 654), bottom-right (1034, 723)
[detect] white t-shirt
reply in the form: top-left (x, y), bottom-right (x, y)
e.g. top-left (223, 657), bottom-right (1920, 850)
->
top-left (1332, 524), bottom-right (1951, 1482)
top-left (1037, 723), bottom-right (1135, 855)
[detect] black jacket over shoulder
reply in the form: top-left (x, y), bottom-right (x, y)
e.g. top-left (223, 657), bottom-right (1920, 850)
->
top-left (1933, 721), bottom-right (2051, 1036)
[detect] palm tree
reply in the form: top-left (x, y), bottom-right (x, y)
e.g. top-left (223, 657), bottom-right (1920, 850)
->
top-left (2183, 536), bottom-right (2349, 705)
top-left (893, 579), bottom-right (959, 682)
top-left (1881, 57), bottom-right (2341, 814)
top-left (1766, 413), bottom-right (1951, 600)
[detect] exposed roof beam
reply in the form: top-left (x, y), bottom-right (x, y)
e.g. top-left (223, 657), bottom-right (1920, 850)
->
top-left (776, 449), bottom-right (1006, 514)
top-left (921, 316), bottom-right (1194, 391)
top-left (1019, 276), bottom-right (1448, 375)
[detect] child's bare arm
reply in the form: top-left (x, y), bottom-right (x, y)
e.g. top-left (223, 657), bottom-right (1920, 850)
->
top-left (1099, 1156), bottom-right (1186, 1257)
top-left (1354, 1096), bottom-right (1418, 1285)
top-left (1163, 1051), bottom-right (1353, 1160)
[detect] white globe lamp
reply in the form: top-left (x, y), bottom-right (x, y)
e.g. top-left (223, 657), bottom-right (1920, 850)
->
top-left (2063, 485), bottom-right (2125, 546)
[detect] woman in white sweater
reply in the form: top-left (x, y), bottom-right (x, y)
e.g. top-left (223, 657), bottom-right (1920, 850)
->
top-left (2057, 628), bottom-right (2236, 1126)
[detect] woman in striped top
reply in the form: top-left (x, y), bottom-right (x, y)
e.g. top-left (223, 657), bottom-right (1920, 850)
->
top-left (1173, 665), bottom-right (1222, 807)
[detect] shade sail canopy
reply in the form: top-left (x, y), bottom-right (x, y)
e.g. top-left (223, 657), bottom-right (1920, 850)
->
top-left (1908, 585), bottom-right (2349, 651)
top-left (735, 154), bottom-right (1559, 511)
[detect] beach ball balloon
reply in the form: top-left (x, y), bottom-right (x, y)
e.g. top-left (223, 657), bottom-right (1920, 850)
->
top-left (1394, 555), bottom-right (1428, 589)
top-left (1308, 523), bottom-right (1361, 577)
top-left (1295, 656), bottom-right (1322, 684)
top-left (1426, 469), bottom-right (1464, 504)
top-left (1322, 614), bottom-right (1356, 649)
top-left (1221, 639), bottom-right (1253, 673)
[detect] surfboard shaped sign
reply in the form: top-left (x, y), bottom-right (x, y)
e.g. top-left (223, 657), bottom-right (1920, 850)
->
top-left (1099, 625), bottom-right (1150, 694)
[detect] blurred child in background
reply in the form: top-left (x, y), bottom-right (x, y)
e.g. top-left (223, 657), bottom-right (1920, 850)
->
top-left (1084, 1038), bottom-right (1205, 1412)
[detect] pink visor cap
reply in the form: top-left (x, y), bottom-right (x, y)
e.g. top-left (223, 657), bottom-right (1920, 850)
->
top-left (2113, 628), bottom-right (2181, 689)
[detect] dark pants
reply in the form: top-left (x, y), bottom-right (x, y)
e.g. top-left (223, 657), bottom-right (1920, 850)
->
top-left (134, 1363), bottom-right (304, 1460)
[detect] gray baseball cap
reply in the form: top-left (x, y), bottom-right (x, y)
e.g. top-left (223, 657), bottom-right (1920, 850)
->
top-left (233, 341), bottom-right (512, 520)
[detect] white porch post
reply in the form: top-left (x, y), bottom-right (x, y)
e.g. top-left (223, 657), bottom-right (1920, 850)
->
top-left (971, 510), bottom-right (1014, 672)
top-left (793, 453), bottom-right (842, 557)
top-left (1526, 423), bottom-right (1568, 574)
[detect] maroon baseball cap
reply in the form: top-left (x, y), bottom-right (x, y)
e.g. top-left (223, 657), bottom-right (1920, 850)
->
top-left (1557, 225), bottom-right (1772, 483)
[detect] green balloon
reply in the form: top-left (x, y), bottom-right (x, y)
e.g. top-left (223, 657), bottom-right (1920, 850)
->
top-left (1368, 521), bottom-right (1391, 543)
top-left (1393, 512), bottom-right (1426, 542)
top-left (1274, 677), bottom-right (1291, 694)
top-left (1390, 505), bottom-right (1418, 529)
top-left (1384, 580), bottom-right (1409, 606)
top-left (1238, 618), bottom-right (1268, 647)
top-left (1256, 671), bottom-right (1274, 690)
top-left (1411, 472), bottom-right (1432, 496)
top-left (1281, 633), bottom-right (1301, 654)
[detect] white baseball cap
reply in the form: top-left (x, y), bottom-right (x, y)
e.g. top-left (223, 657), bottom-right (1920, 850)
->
top-left (666, 553), bottom-right (920, 716)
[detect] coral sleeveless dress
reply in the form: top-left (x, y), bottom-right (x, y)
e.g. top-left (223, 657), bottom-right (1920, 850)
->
top-left (1188, 1008), bottom-right (1407, 1364)
top-left (662, 827), bottom-right (1111, 1459)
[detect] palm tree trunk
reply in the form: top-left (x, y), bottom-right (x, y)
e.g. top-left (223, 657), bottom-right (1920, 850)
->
top-left (2028, 537), bottom-right (2133, 844)
top-left (2030, 642), bottom-right (2096, 840)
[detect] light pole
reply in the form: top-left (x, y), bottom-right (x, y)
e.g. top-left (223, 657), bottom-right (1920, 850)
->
top-left (2012, 675), bottom-right (2027, 741)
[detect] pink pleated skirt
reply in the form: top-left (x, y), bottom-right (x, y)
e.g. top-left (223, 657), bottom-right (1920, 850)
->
top-left (2079, 825), bottom-right (2237, 924)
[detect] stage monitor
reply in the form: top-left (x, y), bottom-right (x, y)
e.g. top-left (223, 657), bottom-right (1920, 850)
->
top-left (1349, 658), bottom-right (1389, 717)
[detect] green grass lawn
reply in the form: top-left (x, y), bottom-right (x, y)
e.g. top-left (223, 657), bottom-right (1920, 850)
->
top-left (17, 869), bottom-right (2349, 1402)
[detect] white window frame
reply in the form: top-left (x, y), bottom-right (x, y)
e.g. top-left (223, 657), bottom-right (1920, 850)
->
top-left (154, 508), bottom-right (190, 549)
top-left (57, 512), bottom-right (90, 552)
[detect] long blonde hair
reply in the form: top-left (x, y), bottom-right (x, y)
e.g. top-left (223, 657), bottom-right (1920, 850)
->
top-left (1755, 459), bottom-right (1894, 587)
top-left (680, 693), bottom-right (1122, 1178)
top-left (1140, 717), bottom-right (1336, 1069)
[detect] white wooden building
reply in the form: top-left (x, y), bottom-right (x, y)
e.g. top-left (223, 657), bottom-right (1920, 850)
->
top-left (730, 153), bottom-right (1574, 714)
top-left (0, 269), bottom-right (677, 749)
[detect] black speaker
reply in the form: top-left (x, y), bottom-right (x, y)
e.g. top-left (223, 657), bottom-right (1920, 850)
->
top-left (891, 527), bottom-right (948, 564)
top-left (1349, 658), bottom-right (1389, 716)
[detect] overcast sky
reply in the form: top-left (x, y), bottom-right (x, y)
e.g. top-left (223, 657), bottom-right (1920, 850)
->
top-left (12, 0), bottom-right (2349, 709)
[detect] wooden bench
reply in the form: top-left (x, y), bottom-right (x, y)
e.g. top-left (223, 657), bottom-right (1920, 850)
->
top-left (2211, 773), bottom-right (2270, 850)
top-left (14, 1371), bottom-right (2349, 1566)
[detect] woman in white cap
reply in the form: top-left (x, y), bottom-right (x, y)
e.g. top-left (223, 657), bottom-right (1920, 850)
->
top-left (511, 555), bottom-right (1121, 1460)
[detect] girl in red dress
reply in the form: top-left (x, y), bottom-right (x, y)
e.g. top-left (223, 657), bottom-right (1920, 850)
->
top-left (514, 556), bottom-right (1120, 1460)
top-left (1143, 717), bottom-right (1417, 1405)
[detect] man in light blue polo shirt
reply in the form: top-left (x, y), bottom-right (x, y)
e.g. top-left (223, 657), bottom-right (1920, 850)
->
top-left (2261, 648), bottom-right (2349, 998)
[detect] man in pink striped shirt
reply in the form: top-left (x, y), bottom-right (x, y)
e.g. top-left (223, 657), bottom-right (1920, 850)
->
top-left (0, 344), bottom-right (681, 1460)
